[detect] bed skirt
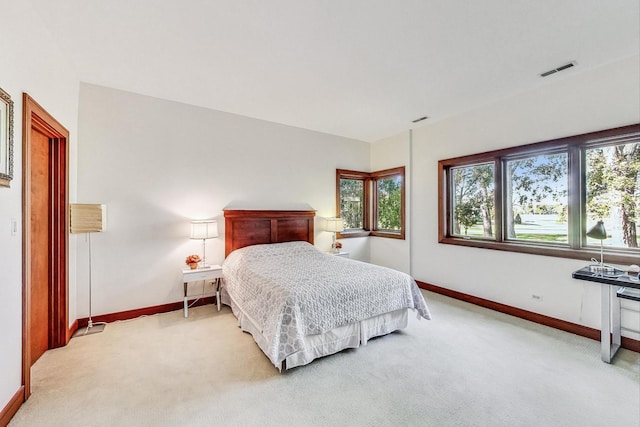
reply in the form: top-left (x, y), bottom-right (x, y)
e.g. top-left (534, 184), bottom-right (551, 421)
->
top-left (221, 288), bottom-right (409, 371)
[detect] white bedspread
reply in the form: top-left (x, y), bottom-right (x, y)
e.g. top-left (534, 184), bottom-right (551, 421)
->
top-left (222, 241), bottom-right (430, 365)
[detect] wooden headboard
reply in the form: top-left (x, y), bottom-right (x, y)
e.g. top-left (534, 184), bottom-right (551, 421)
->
top-left (224, 209), bottom-right (316, 257)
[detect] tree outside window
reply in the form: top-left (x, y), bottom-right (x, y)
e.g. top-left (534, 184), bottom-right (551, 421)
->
top-left (451, 163), bottom-right (495, 237)
top-left (586, 141), bottom-right (639, 248)
top-left (376, 176), bottom-right (402, 231)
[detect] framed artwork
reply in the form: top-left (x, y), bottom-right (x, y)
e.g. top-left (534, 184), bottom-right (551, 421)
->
top-left (0, 86), bottom-right (14, 187)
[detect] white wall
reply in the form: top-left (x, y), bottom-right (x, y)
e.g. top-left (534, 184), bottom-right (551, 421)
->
top-left (0, 0), bottom-right (79, 413)
top-left (76, 84), bottom-right (370, 316)
top-left (405, 55), bottom-right (640, 337)
top-left (370, 131), bottom-right (411, 273)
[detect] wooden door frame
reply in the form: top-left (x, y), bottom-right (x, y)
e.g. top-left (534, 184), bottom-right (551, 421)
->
top-left (22, 93), bottom-right (70, 399)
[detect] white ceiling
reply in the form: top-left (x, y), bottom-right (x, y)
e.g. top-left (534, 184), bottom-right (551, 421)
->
top-left (29, 0), bottom-right (640, 142)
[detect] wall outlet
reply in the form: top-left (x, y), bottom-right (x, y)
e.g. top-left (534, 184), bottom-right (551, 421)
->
top-left (531, 293), bottom-right (543, 301)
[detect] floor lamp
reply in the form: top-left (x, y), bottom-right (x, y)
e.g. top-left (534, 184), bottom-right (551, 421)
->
top-left (70, 203), bottom-right (107, 336)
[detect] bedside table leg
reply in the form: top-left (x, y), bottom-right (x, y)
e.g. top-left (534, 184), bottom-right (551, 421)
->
top-left (216, 278), bottom-right (221, 311)
top-left (183, 282), bottom-right (189, 318)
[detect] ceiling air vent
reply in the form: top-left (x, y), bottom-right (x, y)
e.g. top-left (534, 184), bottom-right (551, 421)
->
top-left (412, 116), bottom-right (429, 123)
top-left (540, 62), bottom-right (576, 77)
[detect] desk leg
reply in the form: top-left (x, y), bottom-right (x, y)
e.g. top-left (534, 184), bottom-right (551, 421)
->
top-left (601, 284), bottom-right (611, 362)
top-left (601, 284), bottom-right (621, 363)
top-left (183, 282), bottom-right (189, 318)
top-left (611, 286), bottom-right (622, 357)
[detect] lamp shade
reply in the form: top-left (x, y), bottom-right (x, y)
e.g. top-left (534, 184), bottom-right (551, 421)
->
top-left (586, 221), bottom-right (607, 240)
top-left (70, 204), bottom-right (106, 233)
top-left (190, 219), bottom-right (218, 239)
top-left (325, 217), bottom-right (344, 233)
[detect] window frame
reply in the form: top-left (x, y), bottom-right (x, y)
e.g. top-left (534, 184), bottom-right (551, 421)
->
top-left (371, 166), bottom-right (406, 239)
top-left (448, 160), bottom-right (497, 240)
top-left (438, 124), bottom-right (640, 264)
top-left (336, 169), bottom-right (370, 237)
top-left (336, 166), bottom-right (406, 239)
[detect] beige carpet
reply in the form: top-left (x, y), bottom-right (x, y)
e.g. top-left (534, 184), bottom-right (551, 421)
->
top-left (9, 291), bottom-right (640, 427)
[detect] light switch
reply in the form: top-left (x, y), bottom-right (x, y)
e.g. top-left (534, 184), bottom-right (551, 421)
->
top-left (11, 218), bottom-right (17, 236)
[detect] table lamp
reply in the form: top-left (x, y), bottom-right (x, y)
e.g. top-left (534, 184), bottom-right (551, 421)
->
top-left (586, 220), bottom-right (614, 273)
top-left (325, 217), bottom-right (344, 253)
top-left (190, 219), bottom-right (218, 268)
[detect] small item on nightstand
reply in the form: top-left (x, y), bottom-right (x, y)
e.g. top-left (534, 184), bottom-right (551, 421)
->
top-left (185, 254), bottom-right (201, 270)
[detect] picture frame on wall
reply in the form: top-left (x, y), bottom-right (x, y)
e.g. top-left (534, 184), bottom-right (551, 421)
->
top-left (0, 86), bottom-right (14, 187)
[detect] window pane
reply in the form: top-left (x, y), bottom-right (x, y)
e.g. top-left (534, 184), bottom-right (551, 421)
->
top-left (376, 175), bottom-right (402, 231)
top-left (586, 141), bottom-right (640, 249)
top-left (340, 178), bottom-right (364, 229)
top-left (505, 153), bottom-right (568, 243)
top-left (450, 163), bottom-right (495, 238)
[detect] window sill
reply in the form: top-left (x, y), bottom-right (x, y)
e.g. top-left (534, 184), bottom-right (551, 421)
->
top-left (338, 230), bottom-right (370, 239)
top-left (371, 231), bottom-right (405, 240)
top-left (439, 236), bottom-right (639, 265)
top-left (337, 230), bottom-right (406, 240)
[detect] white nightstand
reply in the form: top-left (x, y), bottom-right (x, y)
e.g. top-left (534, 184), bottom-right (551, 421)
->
top-left (332, 251), bottom-right (350, 258)
top-left (181, 265), bottom-right (223, 317)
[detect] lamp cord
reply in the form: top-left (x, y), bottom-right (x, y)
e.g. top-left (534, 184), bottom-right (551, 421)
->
top-left (88, 232), bottom-right (93, 327)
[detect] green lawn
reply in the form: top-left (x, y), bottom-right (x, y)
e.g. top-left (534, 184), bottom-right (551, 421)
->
top-left (460, 214), bottom-right (638, 247)
top-left (512, 233), bottom-right (567, 243)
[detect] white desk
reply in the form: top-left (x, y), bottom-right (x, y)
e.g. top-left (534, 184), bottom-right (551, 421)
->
top-left (181, 265), bottom-right (223, 317)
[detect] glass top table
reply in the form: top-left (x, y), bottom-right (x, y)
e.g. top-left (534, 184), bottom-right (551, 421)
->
top-left (572, 266), bottom-right (640, 363)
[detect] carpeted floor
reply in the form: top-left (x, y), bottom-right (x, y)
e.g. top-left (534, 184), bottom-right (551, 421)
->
top-left (9, 290), bottom-right (640, 427)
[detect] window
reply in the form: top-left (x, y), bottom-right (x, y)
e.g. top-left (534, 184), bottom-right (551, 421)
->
top-left (504, 152), bottom-right (568, 244)
top-left (450, 162), bottom-right (495, 238)
top-left (337, 167), bottom-right (405, 239)
top-left (438, 124), bottom-right (639, 264)
top-left (338, 170), bottom-right (369, 234)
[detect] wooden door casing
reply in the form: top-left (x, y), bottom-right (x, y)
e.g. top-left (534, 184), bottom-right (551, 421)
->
top-left (22, 93), bottom-right (70, 400)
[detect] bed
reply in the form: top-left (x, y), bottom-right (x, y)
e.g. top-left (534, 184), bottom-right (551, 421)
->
top-left (221, 209), bottom-right (431, 371)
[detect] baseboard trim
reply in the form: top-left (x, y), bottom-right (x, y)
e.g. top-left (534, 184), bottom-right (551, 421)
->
top-left (76, 297), bottom-right (216, 327)
top-left (417, 280), bottom-right (640, 353)
top-left (0, 386), bottom-right (24, 427)
top-left (67, 319), bottom-right (78, 342)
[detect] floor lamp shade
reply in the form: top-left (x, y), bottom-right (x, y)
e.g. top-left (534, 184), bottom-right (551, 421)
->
top-left (70, 204), bottom-right (106, 234)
